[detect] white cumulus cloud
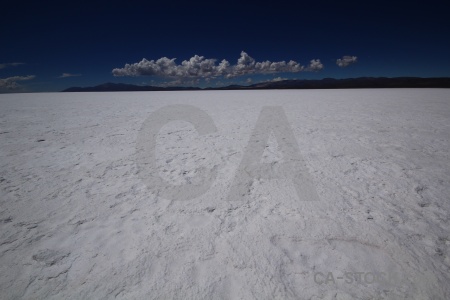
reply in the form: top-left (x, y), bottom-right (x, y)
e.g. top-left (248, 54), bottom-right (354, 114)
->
top-left (0, 75), bottom-right (36, 90)
top-left (112, 52), bottom-right (323, 79)
top-left (336, 56), bottom-right (358, 67)
top-left (307, 59), bottom-right (324, 71)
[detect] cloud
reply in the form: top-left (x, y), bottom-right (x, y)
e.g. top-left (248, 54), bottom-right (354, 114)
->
top-left (158, 78), bottom-right (200, 87)
top-left (0, 62), bottom-right (24, 69)
top-left (307, 59), bottom-right (324, 71)
top-left (112, 52), bottom-right (323, 79)
top-left (59, 73), bottom-right (81, 78)
top-left (0, 75), bottom-right (36, 90)
top-left (271, 77), bottom-right (288, 82)
top-left (336, 56), bottom-right (358, 67)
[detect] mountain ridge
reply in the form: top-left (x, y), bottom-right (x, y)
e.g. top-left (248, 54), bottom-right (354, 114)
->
top-left (62, 77), bottom-right (450, 92)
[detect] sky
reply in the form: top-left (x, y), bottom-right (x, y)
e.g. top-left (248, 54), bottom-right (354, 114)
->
top-left (1, 0), bottom-right (449, 93)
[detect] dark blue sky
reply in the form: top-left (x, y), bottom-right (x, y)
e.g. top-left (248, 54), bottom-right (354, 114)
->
top-left (1, 0), bottom-right (449, 92)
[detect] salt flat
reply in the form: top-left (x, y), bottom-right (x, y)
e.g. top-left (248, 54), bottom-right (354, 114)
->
top-left (1, 89), bottom-right (449, 299)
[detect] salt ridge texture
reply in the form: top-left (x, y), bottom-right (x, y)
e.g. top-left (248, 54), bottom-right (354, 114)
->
top-left (0, 89), bottom-right (449, 299)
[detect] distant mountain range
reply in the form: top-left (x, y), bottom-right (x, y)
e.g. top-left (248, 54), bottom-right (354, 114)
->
top-left (62, 83), bottom-right (200, 92)
top-left (62, 77), bottom-right (450, 92)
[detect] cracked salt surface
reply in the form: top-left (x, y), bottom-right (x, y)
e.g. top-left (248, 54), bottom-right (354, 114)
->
top-left (1, 89), bottom-right (450, 299)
